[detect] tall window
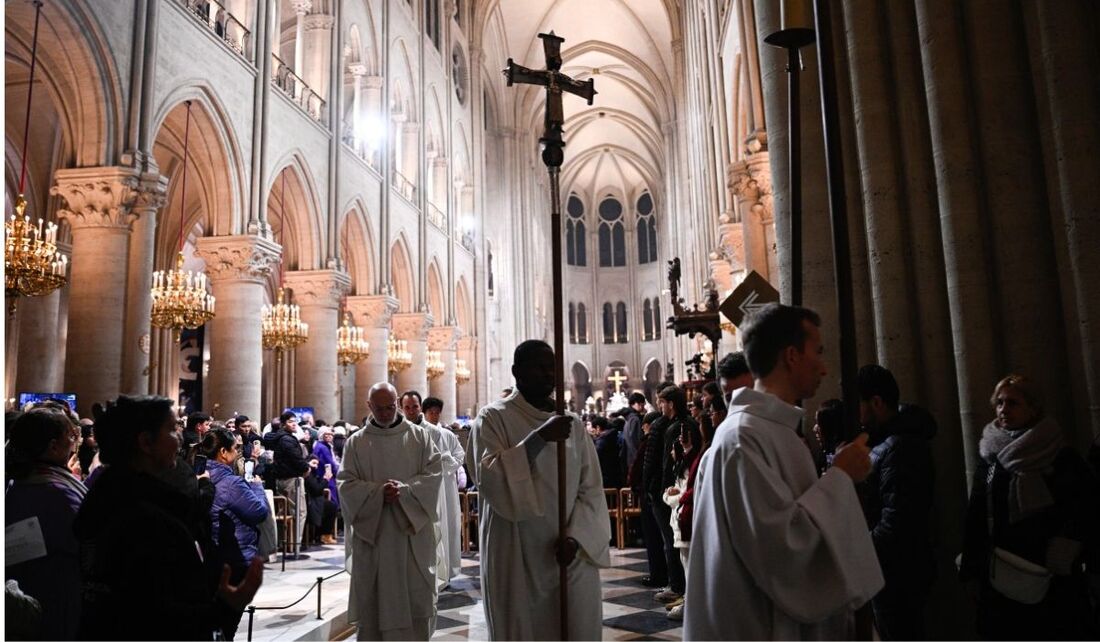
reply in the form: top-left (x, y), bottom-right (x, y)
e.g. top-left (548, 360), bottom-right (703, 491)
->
top-left (426, 0), bottom-right (441, 49)
top-left (598, 197), bottom-right (625, 267)
top-left (602, 303), bottom-right (614, 343)
top-left (569, 302), bottom-right (577, 343)
top-left (577, 303), bottom-right (588, 343)
top-left (653, 297), bottom-right (662, 339)
top-left (616, 302), bottom-right (628, 343)
top-left (637, 192), bottom-right (657, 264)
top-left (643, 299), bottom-right (654, 340)
top-left (566, 195), bottom-right (586, 266)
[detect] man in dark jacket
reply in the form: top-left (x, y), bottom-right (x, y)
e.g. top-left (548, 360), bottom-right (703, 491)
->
top-left (621, 393), bottom-right (647, 473)
top-left (263, 411), bottom-right (310, 558)
top-left (858, 364), bottom-right (936, 641)
top-left (640, 385), bottom-right (674, 588)
top-left (653, 385), bottom-right (696, 603)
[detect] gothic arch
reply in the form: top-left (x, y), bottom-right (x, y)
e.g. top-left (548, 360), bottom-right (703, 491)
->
top-left (338, 198), bottom-right (377, 295)
top-left (389, 234), bottom-right (416, 312)
top-left (455, 277), bottom-right (473, 335)
top-left (426, 258), bottom-right (445, 320)
top-left (5, 0), bottom-right (124, 168)
top-left (266, 155), bottom-right (324, 271)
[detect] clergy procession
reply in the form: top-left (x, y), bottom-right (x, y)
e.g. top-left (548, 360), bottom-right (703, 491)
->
top-left (6, 0), bottom-right (1100, 640)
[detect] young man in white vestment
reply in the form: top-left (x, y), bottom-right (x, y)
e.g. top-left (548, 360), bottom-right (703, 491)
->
top-left (683, 303), bottom-right (884, 640)
top-left (337, 382), bottom-right (442, 641)
top-left (421, 395), bottom-right (466, 589)
top-left (467, 340), bottom-right (611, 640)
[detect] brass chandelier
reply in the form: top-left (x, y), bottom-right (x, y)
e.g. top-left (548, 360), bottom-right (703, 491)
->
top-left (337, 311), bottom-right (369, 370)
top-left (455, 358), bottom-right (471, 384)
top-left (426, 350), bottom-right (444, 379)
top-left (387, 336), bottom-right (412, 374)
top-left (150, 101), bottom-right (215, 340)
top-left (261, 287), bottom-right (309, 353)
top-left (5, 0), bottom-right (68, 313)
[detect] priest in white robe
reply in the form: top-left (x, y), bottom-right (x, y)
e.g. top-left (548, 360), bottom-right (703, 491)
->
top-left (421, 396), bottom-right (466, 588)
top-left (338, 382), bottom-right (442, 641)
top-left (467, 340), bottom-right (611, 641)
top-left (684, 303), bottom-right (883, 640)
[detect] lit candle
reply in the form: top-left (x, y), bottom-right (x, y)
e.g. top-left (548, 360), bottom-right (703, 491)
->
top-left (781, 0), bottom-right (813, 30)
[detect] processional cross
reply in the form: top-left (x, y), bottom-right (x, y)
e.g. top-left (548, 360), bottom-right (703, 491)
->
top-left (608, 369), bottom-right (628, 395)
top-left (504, 32), bottom-right (596, 640)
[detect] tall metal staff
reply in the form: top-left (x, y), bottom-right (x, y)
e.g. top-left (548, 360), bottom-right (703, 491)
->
top-left (503, 32), bottom-right (596, 639)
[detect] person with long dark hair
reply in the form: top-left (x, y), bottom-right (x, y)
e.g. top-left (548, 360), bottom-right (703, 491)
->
top-left (200, 428), bottom-right (270, 581)
top-left (5, 407), bottom-right (86, 640)
top-left (73, 395), bottom-right (263, 640)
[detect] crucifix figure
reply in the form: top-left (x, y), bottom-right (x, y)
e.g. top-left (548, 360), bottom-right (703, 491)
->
top-left (608, 369), bottom-right (628, 395)
top-left (502, 31), bottom-right (596, 640)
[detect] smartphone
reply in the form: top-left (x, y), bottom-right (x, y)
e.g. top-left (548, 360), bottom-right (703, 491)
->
top-left (244, 460), bottom-right (255, 482)
top-left (325, 463), bottom-right (332, 475)
top-left (192, 454), bottom-right (208, 475)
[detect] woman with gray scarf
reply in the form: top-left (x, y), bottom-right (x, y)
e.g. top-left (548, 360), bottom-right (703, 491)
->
top-left (959, 375), bottom-right (1098, 640)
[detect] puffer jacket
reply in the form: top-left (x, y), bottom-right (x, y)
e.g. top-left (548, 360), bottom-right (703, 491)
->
top-left (206, 460), bottom-right (269, 569)
top-left (262, 429), bottom-right (309, 480)
top-left (861, 403), bottom-right (937, 587)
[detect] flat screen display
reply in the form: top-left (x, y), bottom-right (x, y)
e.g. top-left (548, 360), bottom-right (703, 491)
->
top-left (18, 392), bottom-right (78, 412)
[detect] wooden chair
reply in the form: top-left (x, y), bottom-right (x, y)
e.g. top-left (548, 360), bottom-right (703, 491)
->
top-left (604, 488), bottom-right (622, 548)
top-left (272, 495), bottom-right (295, 561)
top-left (618, 488), bottom-right (643, 550)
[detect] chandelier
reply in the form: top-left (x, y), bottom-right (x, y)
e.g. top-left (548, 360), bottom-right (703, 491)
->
top-left (5, 0), bottom-right (67, 313)
top-left (151, 252), bottom-right (215, 341)
top-left (337, 311), bottom-right (369, 370)
top-left (455, 359), bottom-right (471, 384)
top-left (150, 101), bottom-right (215, 340)
top-left (426, 350), bottom-right (444, 379)
top-left (262, 287), bottom-right (309, 354)
top-left (387, 336), bottom-right (412, 374)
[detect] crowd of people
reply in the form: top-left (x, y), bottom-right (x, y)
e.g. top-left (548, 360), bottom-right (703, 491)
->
top-left (6, 301), bottom-right (1100, 641)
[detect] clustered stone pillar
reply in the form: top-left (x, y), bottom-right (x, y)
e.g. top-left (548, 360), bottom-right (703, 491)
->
top-left (283, 269), bottom-right (350, 423)
top-left (428, 326), bottom-right (460, 424)
top-left (729, 153), bottom-right (775, 281)
top-left (196, 234), bottom-right (281, 421)
top-left (52, 167), bottom-right (144, 417)
top-left (121, 174), bottom-right (168, 395)
top-left (303, 11), bottom-right (334, 99)
top-left (345, 294), bottom-right (399, 422)
top-left (456, 335), bottom-right (477, 418)
top-left (392, 312), bottom-right (433, 400)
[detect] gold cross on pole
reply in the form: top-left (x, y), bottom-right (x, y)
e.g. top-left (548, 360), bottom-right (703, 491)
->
top-left (608, 369), bottom-right (628, 395)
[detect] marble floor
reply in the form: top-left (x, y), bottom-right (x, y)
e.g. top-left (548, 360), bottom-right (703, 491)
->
top-left (246, 539), bottom-right (684, 641)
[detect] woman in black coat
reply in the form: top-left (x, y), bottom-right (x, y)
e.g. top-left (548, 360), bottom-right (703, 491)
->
top-left (73, 396), bottom-right (264, 641)
top-left (959, 375), bottom-right (1099, 640)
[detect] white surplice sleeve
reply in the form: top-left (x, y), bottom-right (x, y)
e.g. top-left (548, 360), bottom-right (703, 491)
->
top-left (439, 430), bottom-right (464, 476)
top-left (724, 441), bottom-right (884, 623)
top-left (568, 418), bottom-right (612, 567)
top-left (337, 435), bottom-right (386, 546)
top-left (396, 433), bottom-right (442, 535)
top-left (467, 408), bottom-right (544, 521)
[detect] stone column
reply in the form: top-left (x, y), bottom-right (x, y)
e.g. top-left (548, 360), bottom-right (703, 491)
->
top-left (303, 12), bottom-right (334, 99)
top-left (363, 75), bottom-right (383, 165)
top-left (195, 234), bottom-right (281, 420)
top-left (401, 121), bottom-right (420, 188)
top-left (456, 335), bottom-right (477, 417)
top-left (346, 294), bottom-right (399, 421)
top-left (338, 361), bottom-right (355, 423)
top-left (121, 175), bottom-right (168, 395)
top-left (291, 0), bottom-right (310, 79)
top-left (729, 153), bottom-right (775, 281)
top-left (14, 289), bottom-right (61, 395)
top-left (430, 156), bottom-right (448, 210)
top-left (349, 63), bottom-right (367, 146)
top-left (283, 269), bottom-right (350, 423)
top-left (428, 326), bottom-right (460, 423)
top-left (392, 312), bottom-right (433, 399)
top-left (52, 167), bottom-right (144, 416)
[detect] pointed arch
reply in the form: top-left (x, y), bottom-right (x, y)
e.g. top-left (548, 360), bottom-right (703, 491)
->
top-left (266, 153), bottom-right (324, 271)
top-left (455, 277), bottom-right (474, 334)
top-left (338, 198), bottom-right (377, 295)
top-left (426, 258), bottom-right (446, 320)
top-left (389, 234), bottom-right (416, 312)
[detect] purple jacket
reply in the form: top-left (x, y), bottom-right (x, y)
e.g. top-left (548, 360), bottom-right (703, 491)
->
top-left (206, 460), bottom-right (269, 567)
top-left (311, 440), bottom-right (340, 508)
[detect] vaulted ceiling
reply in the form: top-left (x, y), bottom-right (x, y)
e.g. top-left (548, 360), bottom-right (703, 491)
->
top-left (478, 0), bottom-right (680, 202)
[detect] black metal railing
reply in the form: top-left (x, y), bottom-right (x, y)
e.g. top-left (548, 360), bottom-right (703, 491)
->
top-left (245, 568), bottom-right (348, 641)
top-left (271, 53), bottom-right (327, 124)
top-left (179, 0), bottom-right (252, 62)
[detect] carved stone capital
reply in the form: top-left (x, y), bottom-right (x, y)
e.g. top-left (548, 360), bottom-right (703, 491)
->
top-left (346, 295), bottom-right (400, 328)
top-left (290, 0), bottom-right (312, 16)
top-left (52, 166), bottom-right (147, 230)
top-left (428, 325), bottom-right (461, 351)
top-left (728, 154), bottom-right (773, 224)
top-left (195, 235), bottom-right (282, 284)
top-left (283, 269), bottom-right (351, 309)
top-left (348, 62), bottom-right (368, 77)
top-left (392, 312), bottom-right (435, 341)
top-left (303, 13), bottom-right (334, 31)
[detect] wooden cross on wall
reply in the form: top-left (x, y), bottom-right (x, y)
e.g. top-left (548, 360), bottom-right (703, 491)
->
top-left (504, 32), bottom-right (597, 167)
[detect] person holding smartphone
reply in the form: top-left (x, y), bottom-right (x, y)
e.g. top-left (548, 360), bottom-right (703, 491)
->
top-left (200, 428), bottom-right (270, 640)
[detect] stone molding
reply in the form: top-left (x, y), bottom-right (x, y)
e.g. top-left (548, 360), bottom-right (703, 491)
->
top-left (346, 295), bottom-right (400, 328)
top-left (52, 166), bottom-right (150, 230)
top-left (195, 235), bottom-right (282, 284)
top-left (303, 13), bottom-right (334, 31)
top-left (428, 325), bottom-right (462, 351)
top-left (392, 312), bottom-right (435, 341)
top-left (283, 269), bottom-right (351, 308)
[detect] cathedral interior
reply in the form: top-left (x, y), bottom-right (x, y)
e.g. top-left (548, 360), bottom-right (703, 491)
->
top-left (5, 0), bottom-right (1100, 640)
